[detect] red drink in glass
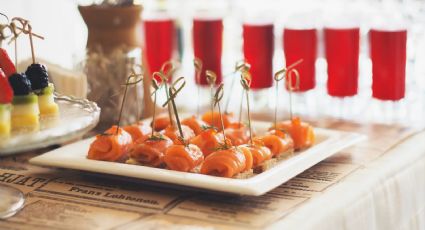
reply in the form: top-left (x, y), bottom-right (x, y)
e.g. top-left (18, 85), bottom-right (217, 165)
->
top-left (193, 18), bottom-right (223, 85)
top-left (370, 29), bottom-right (407, 101)
top-left (283, 28), bottom-right (317, 91)
top-left (243, 23), bottom-right (274, 89)
top-left (144, 18), bottom-right (175, 81)
top-left (324, 28), bottom-right (360, 97)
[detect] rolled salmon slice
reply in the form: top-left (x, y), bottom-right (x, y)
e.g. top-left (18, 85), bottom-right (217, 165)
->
top-left (164, 144), bottom-right (204, 172)
top-left (238, 146), bottom-right (253, 171)
top-left (200, 147), bottom-right (246, 178)
top-left (255, 134), bottom-right (294, 157)
top-left (190, 129), bottom-right (231, 157)
top-left (181, 116), bottom-right (208, 135)
top-left (201, 111), bottom-right (234, 131)
top-left (239, 144), bottom-right (271, 168)
top-left (123, 122), bottom-right (152, 142)
top-left (87, 126), bottom-right (132, 162)
top-left (129, 135), bottom-right (173, 167)
top-left (162, 125), bottom-right (195, 144)
top-left (224, 126), bottom-right (250, 146)
top-left (273, 117), bottom-right (315, 150)
top-left (152, 113), bottom-right (170, 131)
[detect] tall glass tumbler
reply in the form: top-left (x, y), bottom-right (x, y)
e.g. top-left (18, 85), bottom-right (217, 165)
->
top-left (243, 23), bottom-right (274, 89)
top-left (143, 14), bottom-right (175, 81)
top-left (283, 28), bottom-right (318, 92)
top-left (193, 17), bottom-right (223, 85)
top-left (370, 29), bottom-right (407, 101)
top-left (324, 27), bottom-right (360, 97)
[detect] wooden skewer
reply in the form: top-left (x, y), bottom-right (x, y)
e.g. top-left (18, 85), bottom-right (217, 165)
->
top-left (11, 17), bottom-right (44, 64)
top-left (285, 69), bottom-right (300, 120)
top-left (150, 77), bottom-right (161, 137)
top-left (214, 83), bottom-right (227, 147)
top-left (194, 58), bottom-right (203, 117)
top-left (153, 71), bottom-right (174, 128)
top-left (163, 77), bottom-right (186, 144)
top-left (234, 62), bottom-right (251, 128)
top-left (273, 59), bottom-right (304, 126)
top-left (129, 66), bottom-right (144, 122)
top-left (113, 73), bottom-right (143, 135)
top-left (224, 61), bottom-right (251, 114)
top-left (240, 72), bottom-right (253, 145)
top-left (206, 70), bottom-right (217, 127)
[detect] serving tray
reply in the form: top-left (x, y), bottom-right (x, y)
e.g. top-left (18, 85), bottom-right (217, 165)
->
top-left (29, 119), bottom-right (365, 196)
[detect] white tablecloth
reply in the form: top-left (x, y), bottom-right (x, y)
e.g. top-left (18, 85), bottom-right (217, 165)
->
top-left (271, 132), bottom-right (425, 230)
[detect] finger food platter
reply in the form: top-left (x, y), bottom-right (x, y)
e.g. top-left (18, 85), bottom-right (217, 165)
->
top-left (29, 117), bottom-right (364, 196)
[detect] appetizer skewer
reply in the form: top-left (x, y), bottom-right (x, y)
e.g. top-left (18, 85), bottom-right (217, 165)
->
top-left (162, 77), bottom-right (204, 172)
top-left (181, 115), bottom-right (208, 135)
top-left (130, 135), bottom-right (173, 167)
top-left (273, 117), bottom-right (315, 151)
top-left (12, 17), bottom-right (58, 119)
top-left (88, 125), bottom-right (132, 162)
top-left (271, 60), bottom-right (315, 151)
top-left (200, 147), bottom-right (247, 178)
top-left (88, 71), bottom-right (142, 162)
top-left (123, 68), bottom-right (152, 141)
top-left (129, 75), bottom-right (172, 166)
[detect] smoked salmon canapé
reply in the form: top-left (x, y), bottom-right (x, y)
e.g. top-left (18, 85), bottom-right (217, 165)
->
top-left (162, 125), bottom-right (196, 144)
top-left (224, 125), bottom-right (250, 146)
top-left (189, 128), bottom-right (232, 157)
top-left (181, 116), bottom-right (209, 135)
top-left (238, 143), bottom-right (272, 169)
top-left (164, 144), bottom-right (204, 172)
top-left (272, 117), bottom-right (315, 151)
top-left (200, 147), bottom-right (248, 178)
top-left (201, 111), bottom-right (234, 131)
top-left (87, 126), bottom-right (132, 162)
top-left (151, 113), bottom-right (171, 131)
top-left (254, 130), bottom-right (294, 158)
top-left (123, 122), bottom-right (152, 142)
top-left (128, 134), bottom-right (173, 167)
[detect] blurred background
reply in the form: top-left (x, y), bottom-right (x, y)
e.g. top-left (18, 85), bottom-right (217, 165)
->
top-left (1, 0), bottom-right (425, 126)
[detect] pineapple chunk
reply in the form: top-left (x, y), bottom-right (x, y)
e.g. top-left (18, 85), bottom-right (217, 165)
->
top-left (0, 104), bottom-right (11, 137)
top-left (11, 101), bottom-right (40, 132)
top-left (39, 94), bottom-right (59, 116)
top-left (11, 114), bottom-right (39, 132)
top-left (38, 86), bottom-right (59, 117)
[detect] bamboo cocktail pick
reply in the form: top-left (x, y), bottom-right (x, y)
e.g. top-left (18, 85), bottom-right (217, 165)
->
top-left (159, 61), bottom-right (179, 127)
top-left (153, 71), bottom-right (174, 128)
top-left (0, 13), bottom-right (11, 47)
top-left (129, 66), bottom-right (144, 122)
top-left (223, 61), bottom-right (251, 114)
top-left (214, 83), bottom-right (228, 148)
top-left (194, 58), bottom-right (203, 117)
top-left (235, 62), bottom-right (251, 128)
top-left (11, 17), bottom-right (44, 65)
top-left (273, 59), bottom-right (303, 127)
top-left (206, 70), bottom-right (217, 127)
top-left (150, 75), bottom-right (162, 138)
top-left (105, 72), bottom-right (143, 135)
top-left (285, 69), bottom-right (300, 120)
top-left (162, 77), bottom-right (187, 145)
top-left (240, 71), bottom-right (253, 145)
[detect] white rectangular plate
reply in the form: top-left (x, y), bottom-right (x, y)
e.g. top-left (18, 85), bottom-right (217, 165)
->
top-left (29, 121), bottom-right (365, 196)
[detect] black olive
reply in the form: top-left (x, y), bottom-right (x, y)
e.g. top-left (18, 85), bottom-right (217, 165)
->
top-left (25, 63), bottom-right (49, 90)
top-left (8, 73), bottom-right (32, 95)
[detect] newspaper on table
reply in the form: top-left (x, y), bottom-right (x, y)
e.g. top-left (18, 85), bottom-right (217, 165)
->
top-left (0, 117), bottom-right (420, 230)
